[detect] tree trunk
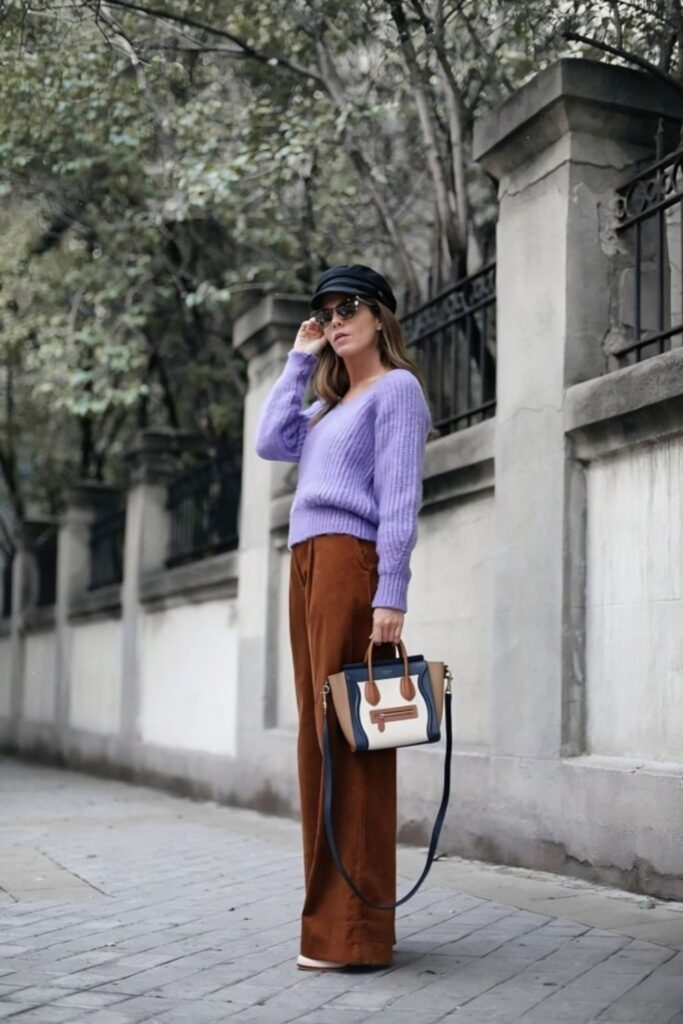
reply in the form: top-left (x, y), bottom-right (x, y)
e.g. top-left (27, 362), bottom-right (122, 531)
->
top-left (409, 0), bottom-right (473, 271)
top-left (1, 362), bottom-right (25, 521)
top-left (387, 0), bottom-right (456, 286)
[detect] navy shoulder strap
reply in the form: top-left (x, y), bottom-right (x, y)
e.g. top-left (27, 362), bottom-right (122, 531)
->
top-left (321, 690), bottom-right (452, 910)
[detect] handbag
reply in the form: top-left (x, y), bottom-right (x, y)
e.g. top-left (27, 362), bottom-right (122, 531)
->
top-left (322, 638), bottom-right (453, 910)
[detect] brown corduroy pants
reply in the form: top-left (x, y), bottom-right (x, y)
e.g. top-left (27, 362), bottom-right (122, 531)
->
top-left (289, 533), bottom-right (397, 964)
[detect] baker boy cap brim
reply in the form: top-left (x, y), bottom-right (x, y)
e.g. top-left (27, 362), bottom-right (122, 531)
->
top-left (310, 282), bottom-right (382, 309)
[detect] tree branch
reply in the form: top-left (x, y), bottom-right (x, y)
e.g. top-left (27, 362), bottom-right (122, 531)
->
top-left (409, 0), bottom-right (472, 129)
top-left (609, 0), bottom-right (623, 49)
top-left (601, 0), bottom-right (678, 28)
top-left (458, 2), bottom-right (514, 97)
top-left (0, 444), bottom-right (22, 520)
top-left (91, 0), bottom-right (325, 87)
top-left (97, 1), bottom-right (175, 167)
top-left (668, 0), bottom-right (683, 82)
top-left (93, 1), bottom-right (142, 63)
top-left (313, 33), bottom-right (421, 300)
top-left (563, 29), bottom-right (683, 93)
top-left (93, 405), bottom-right (129, 478)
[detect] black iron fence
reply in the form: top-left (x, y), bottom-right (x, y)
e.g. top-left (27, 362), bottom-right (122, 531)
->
top-left (615, 123), bottom-right (683, 366)
top-left (0, 526), bottom-right (57, 616)
top-left (1, 554), bottom-right (12, 619)
top-left (89, 507), bottom-right (126, 590)
top-left (33, 526), bottom-right (58, 607)
top-left (401, 262), bottom-right (496, 436)
top-left (166, 448), bottom-right (242, 567)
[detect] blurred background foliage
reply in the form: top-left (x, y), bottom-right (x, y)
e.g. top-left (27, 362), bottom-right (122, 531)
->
top-left (0, 0), bottom-right (679, 521)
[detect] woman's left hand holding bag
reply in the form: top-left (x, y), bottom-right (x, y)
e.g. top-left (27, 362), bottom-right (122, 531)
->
top-left (370, 607), bottom-right (404, 646)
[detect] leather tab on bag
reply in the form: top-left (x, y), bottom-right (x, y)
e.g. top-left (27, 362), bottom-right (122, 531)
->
top-left (400, 674), bottom-right (416, 701)
top-left (364, 679), bottom-right (381, 706)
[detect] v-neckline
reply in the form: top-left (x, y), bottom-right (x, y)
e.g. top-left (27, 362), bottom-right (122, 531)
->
top-left (337, 370), bottom-right (395, 409)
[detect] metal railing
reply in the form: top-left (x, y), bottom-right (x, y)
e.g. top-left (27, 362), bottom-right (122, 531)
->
top-left (401, 262), bottom-right (496, 435)
top-left (89, 507), bottom-right (126, 590)
top-left (0, 505), bottom-right (14, 619)
top-left (166, 448), bottom-right (241, 567)
top-left (1, 555), bottom-right (12, 619)
top-left (614, 122), bottom-right (683, 366)
top-left (33, 526), bottom-right (58, 607)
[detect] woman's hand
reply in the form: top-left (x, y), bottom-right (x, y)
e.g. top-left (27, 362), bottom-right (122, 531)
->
top-left (370, 607), bottom-right (404, 646)
top-left (294, 317), bottom-right (327, 357)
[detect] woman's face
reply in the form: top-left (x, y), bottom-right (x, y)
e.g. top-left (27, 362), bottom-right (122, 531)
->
top-left (319, 293), bottom-right (382, 359)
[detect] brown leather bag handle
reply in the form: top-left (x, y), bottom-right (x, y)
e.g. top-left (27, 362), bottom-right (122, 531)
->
top-left (363, 638), bottom-right (416, 705)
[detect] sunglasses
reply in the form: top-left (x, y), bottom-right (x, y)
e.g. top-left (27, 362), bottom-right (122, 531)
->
top-left (312, 295), bottom-right (379, 329)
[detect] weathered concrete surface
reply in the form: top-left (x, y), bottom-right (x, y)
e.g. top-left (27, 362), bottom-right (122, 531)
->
top-left (473, 57), bottom-right (683, 176)
top-left (1, 756), bottom-right (682, 1024)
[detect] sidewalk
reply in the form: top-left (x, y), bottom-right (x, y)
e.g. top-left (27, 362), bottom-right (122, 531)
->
top-left (0, 756), bottom-right (681, 1024)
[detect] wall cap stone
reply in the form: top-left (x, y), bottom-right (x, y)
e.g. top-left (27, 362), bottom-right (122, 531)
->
top-left (24, 604), bottom-right (56, 633)
top-left (424, 416), bottom-right (495, 478)
top-left (565, 348), bottom-right (683, 457)
top-left (233, 293), bottom-right (310, 362)
top-left (124, 428), bottom-right (206, 485)
top-left (474, 57), bottom-right (683, 178)
top-left (139, 548), bottom-right (238, 607)
top-left (62, 481), bottom-right (121, 512)
top-left (68, 582), bottom-right (122, 621)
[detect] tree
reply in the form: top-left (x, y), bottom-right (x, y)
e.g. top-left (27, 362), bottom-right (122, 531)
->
top-left (0, 0), bottom-right (679, 521)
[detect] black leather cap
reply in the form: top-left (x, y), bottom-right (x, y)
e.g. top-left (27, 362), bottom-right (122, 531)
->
top-left (310, 263), bottom-right (397, 313)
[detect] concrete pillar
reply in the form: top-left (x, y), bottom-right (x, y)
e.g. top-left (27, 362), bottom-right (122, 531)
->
top-left (7, 538), bottom-right (28, 728)
top-left (472, 59), bottom-right (682, 771)
top-left (120, 429), bottom-right (204, 754)
top-left (232, 295), bottom-right (310, 757)
top-left (0, 546), bottom-right (14, 734)
top-left (55, 482), bottom-right (121, 738)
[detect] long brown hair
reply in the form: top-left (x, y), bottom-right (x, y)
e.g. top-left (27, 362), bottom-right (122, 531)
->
top-left (308, 301), bottom-right (439, 440)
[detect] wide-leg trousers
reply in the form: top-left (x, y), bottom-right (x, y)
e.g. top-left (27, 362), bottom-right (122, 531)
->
top-left (289, 533), bottom-right (397, 964)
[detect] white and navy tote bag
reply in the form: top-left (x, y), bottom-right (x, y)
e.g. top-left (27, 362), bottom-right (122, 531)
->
top-left (322, 639), bottom-right (453, 909)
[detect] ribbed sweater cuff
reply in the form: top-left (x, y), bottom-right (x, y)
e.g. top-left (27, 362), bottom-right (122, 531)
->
top-left (372, 572), bottom-right (409, 613)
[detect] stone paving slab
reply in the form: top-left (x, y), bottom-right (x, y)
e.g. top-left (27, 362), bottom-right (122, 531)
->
top-left (0, 845), bottom-right (101, 903)
top-left (0, 755), bottom-right (682, 1024)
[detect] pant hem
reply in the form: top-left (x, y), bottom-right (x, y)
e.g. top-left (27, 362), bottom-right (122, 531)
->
top-left (300, 941), bottom-right (394, 966)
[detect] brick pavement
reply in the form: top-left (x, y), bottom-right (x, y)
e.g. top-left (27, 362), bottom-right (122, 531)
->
top-left (0, 756), bottom-right (681, 1024)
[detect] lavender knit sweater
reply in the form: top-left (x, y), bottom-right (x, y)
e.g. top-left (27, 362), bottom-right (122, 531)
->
top-left (254, 348), bottom-right (432, 613)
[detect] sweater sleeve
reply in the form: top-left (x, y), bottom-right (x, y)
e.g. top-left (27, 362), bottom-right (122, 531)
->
top-left (254, 349), bottom-right (322, 463)
top-left (371, 372), bottom-right (432, 613)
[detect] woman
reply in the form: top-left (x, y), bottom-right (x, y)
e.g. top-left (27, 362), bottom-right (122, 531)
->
top-left (254, 263), bottom-right (433, 972)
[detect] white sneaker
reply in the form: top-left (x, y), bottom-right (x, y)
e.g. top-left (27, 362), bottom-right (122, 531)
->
top-left (296, 954), bottom-right (348, 971)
